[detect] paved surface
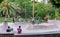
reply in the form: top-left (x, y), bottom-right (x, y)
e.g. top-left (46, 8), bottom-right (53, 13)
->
top-left (0, 20), bottom-right (60, 37)
top-left (0, 20), bottom-right (60, 35)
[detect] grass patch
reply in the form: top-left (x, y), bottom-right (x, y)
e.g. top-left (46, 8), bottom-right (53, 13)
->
top-left (0, 18), bottom-right (12, 22)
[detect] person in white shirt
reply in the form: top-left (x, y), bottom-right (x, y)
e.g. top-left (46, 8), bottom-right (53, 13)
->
top-left (32, 18), bottom-right (35, 25)
top-left (3, 21), bottom-right (8, 30)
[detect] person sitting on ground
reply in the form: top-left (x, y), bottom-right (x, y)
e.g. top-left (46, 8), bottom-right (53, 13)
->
top-left (17, 26), bottom-right (22, 34)
top-left (6, 26), bottom-right (13, 32)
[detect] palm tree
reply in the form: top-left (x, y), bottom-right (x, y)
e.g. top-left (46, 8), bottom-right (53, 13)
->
top-left (0, 0), bottom-right (20, 20)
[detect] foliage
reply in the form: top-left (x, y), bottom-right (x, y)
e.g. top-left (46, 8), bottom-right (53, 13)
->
top-left (50, 0), bottom-right (60, 7)
top-left (14, 0), bottom-right (52, 19)
top-left (50, 0), bottom-right (60, 20)
top-left (34, 3), bottom-right (51, 19)
top-left (0, 0), bottom-right (60, 20)
top-left (0, 0), bottom-right (20, 18)
top-left (55, 8), bottom-right (60, 20)
top-left (48, 7), bottom-right (55, 19)
top-left (0, 0), bottom-right (3, 3)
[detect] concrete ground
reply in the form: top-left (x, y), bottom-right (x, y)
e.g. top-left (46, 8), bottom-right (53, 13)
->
top-left (0, 20), bottom-right (60, 35)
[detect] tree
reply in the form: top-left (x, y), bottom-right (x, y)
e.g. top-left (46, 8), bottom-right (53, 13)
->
top-left (24, 0), bottom-right (26, 18)
top-left (14, 0), bottom-right (32, 18)
top-left (14, 0), bottom-right (52, 20)
top-left (34, 3), bottom-right (51, 19)
top-left (50, 0), bottom-right (60, 20)
top-left (0, 0), bottom-right (20, 19)
top-left (48, 7), bottom-right (55, 19)
top-left (32, 0), bottom-right (35, 18)
top-left (0, 0), bottom-right (3, 3)
top-left (50, 0), bottom-right (60, 7)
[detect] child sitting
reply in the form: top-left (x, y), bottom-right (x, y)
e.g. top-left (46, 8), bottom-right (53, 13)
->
top-left (17, 26), bottom-right (22, 34)
top-left (6, 26), bottom-right (13, 32)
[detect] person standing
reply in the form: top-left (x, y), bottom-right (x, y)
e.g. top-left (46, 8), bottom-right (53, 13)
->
top-left (44, 18), bottom-right (48, 23)
top-left (32, 18), bottom-right (35, 25)
top-left (3, 21), bottom-right (8, 31)
top-left (12, 17), bottom-right (15, 23)
top-left (36, 17), bottom-right (40, 24)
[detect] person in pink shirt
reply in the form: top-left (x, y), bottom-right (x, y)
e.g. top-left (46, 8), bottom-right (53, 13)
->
top-left (17, 26), bottom-right (22, 34)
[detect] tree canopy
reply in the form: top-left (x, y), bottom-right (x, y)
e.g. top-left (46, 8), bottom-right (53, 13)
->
top-left (50, 0), bottom-right (60, 7)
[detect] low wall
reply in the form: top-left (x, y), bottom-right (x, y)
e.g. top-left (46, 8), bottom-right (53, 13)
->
top-left (0, 34), bottom-right (14, 37)
top-left (0, 34), bottom-right (60, 37)
top-left (14, 34), bottom-right (60, 37)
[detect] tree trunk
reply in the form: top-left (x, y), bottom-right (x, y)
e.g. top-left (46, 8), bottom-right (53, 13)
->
top-left (32, 0), bottom-right (35, 18)
top-left (5, 14), bottom-right (7, 21)
top-left (5, 11), bottom-right (8, 21)
top-left (25, 0), bottom-right (26, 19)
